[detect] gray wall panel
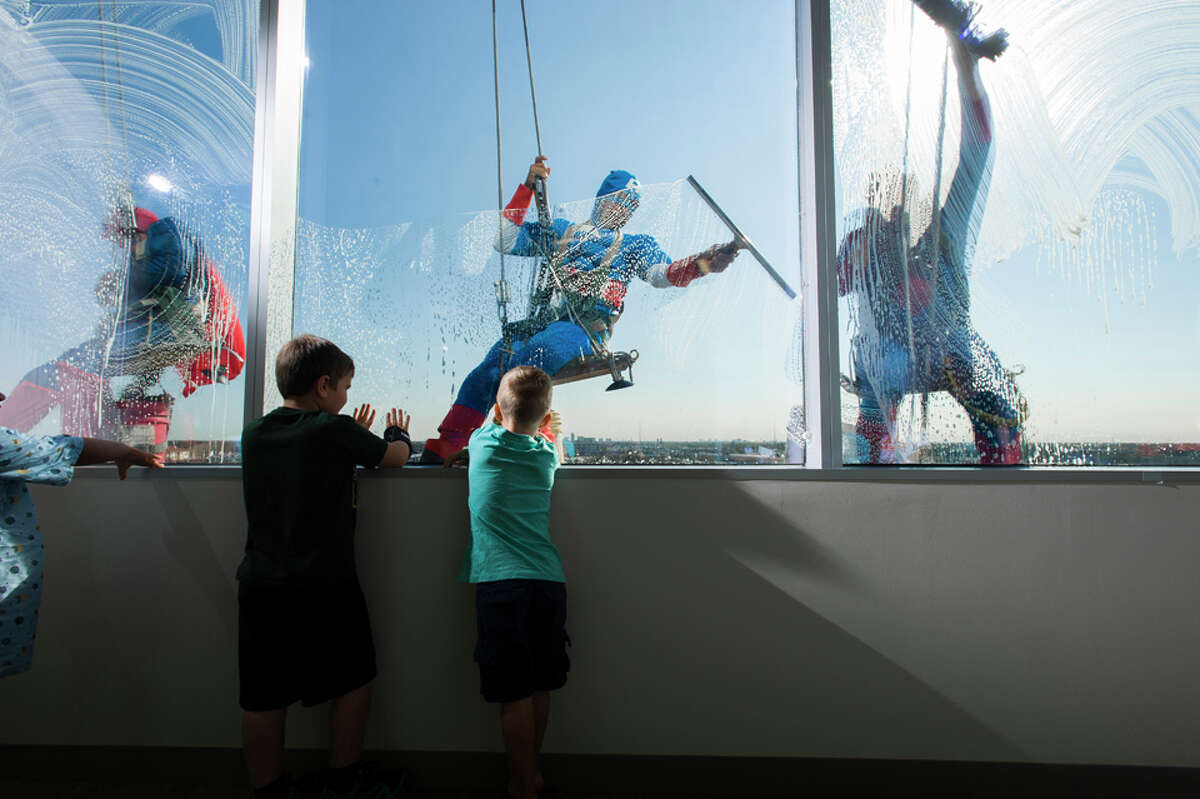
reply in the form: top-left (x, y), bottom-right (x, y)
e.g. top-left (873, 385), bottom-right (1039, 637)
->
top-left (2, 473), bottom-right (1196, 766)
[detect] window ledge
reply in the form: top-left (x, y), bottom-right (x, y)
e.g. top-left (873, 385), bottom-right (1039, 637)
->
top-left (69, 463), bottom-right (1200, 485)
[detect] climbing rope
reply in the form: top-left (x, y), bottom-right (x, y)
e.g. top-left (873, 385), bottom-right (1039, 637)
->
top-left (107, 0), bottom-right (132, 185)
top-left (491, 0), bottom-right (512, 370)
top-left (490, 0), bottom-right (610, 365)
top-left (915, 43), bottom-right (951, 451)
top-left (898, 3), bottom-right (918, 399)
top-left (942, 358), bottom-right (1029, 428)
top-left (520, 0), bottom-right (542, 159)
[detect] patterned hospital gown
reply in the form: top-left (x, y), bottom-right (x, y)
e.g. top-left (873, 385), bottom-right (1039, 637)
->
top-left (0, 428), bottom-right (83, 677)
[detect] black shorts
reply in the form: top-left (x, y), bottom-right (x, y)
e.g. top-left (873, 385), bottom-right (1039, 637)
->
top-left (238, 580), bottom-right (377, 712)
top-left (474, 579), bottom-right (570, 703)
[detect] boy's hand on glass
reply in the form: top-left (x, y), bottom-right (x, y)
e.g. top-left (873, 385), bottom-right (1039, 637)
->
top-left (445, 448), bottom-right (469, 469)
top-left (548, 409), bottom-right (564, 436)
top-left (385, 408), bottom-right (410, 432)
top-left (353, 403), bottom-right (376, 430)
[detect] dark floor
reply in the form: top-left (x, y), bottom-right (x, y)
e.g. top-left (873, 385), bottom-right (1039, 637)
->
top-left (0, 775), bottom-right (789, 799)
top-left (4, 747), bottom-right (1200, 798)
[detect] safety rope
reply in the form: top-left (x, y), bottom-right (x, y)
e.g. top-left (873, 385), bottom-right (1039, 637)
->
top-left (520, 0), bottom-right (542, 158)
top-left (491, 0), bottom-right (511, 371)
top-left (918, 45), bottom-right (951, 448)
top-left (107, 0), bottom-right (132, 184)
top-left (898, 3), bottom-right (918, 396)
top-left (491, 1), bottom-right (615, 367)
top-left (898, 4), bottom-right (923, 454)
top-left (95, 2), bottom-right (112, 166)
top-left (519, 0), bottom-right (550, 308)
top-left (941, 358), bottom-right (1028, 428)
top-left (94, 1), bottom-right (127, 430)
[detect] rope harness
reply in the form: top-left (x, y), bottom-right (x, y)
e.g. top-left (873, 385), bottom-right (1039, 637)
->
top-left (491, 0), bottom-right (618, 372)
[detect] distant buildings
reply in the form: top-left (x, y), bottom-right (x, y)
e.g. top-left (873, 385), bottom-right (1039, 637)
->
top-left (157, 437), bottom-right (1200, 467)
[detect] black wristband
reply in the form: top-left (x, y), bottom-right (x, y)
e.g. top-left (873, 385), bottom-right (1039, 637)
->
top-left (384, 426), bottom-right (411, 447)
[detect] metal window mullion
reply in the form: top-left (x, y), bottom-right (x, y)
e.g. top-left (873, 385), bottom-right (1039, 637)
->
top-left (244, 0), bottom-right (306, 424)
top-left (798, 0), bottom-right (841, 468)
top-left (243, 0), bottom-right (278, 427)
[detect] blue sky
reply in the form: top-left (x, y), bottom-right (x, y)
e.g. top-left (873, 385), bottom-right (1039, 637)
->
top-left (295, 0), bottom-right (803, 444)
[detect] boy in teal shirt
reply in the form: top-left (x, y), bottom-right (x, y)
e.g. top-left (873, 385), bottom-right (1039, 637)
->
top-left (461, 365), bottom-right (567, 799)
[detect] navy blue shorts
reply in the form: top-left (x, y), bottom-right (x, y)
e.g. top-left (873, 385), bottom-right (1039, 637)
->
top-left (474, 579), bottom-right (569, 703)
top-left (238, 580), bottom-right (377, 712)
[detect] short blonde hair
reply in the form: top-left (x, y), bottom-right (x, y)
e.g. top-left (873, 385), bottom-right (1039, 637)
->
top-left (497, 366), bottom-right (552, 427)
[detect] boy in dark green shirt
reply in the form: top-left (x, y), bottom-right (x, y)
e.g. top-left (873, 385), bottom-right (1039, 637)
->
top-left (238, 334), bottom-right (412, 799)
top-left (461, 365), bottom-right (568, 799)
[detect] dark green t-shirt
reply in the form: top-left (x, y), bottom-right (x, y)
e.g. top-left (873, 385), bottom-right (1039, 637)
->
top-left (238, 407), bottom-right (388, 584)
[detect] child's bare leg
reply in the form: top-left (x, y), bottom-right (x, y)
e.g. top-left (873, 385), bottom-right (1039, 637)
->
top-left (501, 696), bottom-right (538, 799)
top-left (532, 690), bottom-right (551, 792)
top-left (242, 708), bottom-right (288, 789)
top-left (329, 681), bottom-right (372, 768)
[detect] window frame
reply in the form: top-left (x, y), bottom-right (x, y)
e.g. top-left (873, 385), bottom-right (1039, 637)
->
top-left (73, 0), bottom-right (1194, 482)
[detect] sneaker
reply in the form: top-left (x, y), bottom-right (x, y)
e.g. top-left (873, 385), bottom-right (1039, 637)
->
top-left (320, 762), bottom-right (410, 799)
top-left (287, 771), bottom-right (328, 799)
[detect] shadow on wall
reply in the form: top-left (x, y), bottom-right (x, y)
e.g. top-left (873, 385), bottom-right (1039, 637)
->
top-left (547, 476), bottom-right (1028, 760)
top-left (6, 473), bottom-right (1031, 759)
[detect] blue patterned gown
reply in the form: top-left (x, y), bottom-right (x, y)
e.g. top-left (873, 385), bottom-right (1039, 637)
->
top-left (0, 429), bottom-right (83, 677)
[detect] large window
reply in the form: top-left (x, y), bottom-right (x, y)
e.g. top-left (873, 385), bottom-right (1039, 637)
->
top-left (0, 1), bottom-right (257, 463)
top-left (831, 0), bottom-right (1200, 466)
top-left (8, 0), bottom-right (1197, 472)
top-left (289, 0), bottom-right (803, 465)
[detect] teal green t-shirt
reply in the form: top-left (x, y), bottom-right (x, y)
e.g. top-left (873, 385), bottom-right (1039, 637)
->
top-left (459, 422), bottom-right (564, 583)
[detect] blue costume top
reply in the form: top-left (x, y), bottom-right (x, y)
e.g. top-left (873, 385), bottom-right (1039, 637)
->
top-left (507, 217), bottom-right (677, 326)
top-left (108, 215), bottom-right (208, 372)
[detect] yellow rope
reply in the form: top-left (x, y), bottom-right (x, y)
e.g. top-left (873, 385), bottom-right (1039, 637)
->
top-left (941, 358), bottom-right (1029, 428)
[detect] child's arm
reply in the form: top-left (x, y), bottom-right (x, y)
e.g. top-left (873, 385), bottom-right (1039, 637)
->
top-left (549, 410), bottom-right (566, 463)
top-left (378, 407), bottom-right (412, 468)
top-left (335, 406), bottom-right (410, 468)
top-left (537, 409), bottom-right (566, 463)
top-left (75, 438), bottom-right (164, 478)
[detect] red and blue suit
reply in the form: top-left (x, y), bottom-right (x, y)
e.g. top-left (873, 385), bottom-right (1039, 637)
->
top-left (0, 208), bottom-right (245, 436)
top-left (423, 172), bottom-right (719, 461)
top-left (838, 51), bottom-right (1023, 464)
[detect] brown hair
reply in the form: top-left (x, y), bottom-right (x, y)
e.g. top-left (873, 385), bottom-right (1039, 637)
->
top-left (275, 334), bottom-right (354, 398)
top-left (496, 365), bottom-right (552, 427)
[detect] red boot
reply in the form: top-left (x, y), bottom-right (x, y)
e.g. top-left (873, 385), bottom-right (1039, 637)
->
top-left (421, 404), bottom-right (486, 464)
top-left (976, 428), bottom-right (1021, 465)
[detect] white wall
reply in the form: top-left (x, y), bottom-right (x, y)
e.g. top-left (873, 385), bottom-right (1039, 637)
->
top-left (3, 470), bottom-right (1198, 767)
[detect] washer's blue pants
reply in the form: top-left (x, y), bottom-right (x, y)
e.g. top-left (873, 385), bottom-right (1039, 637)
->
top-left (424, 321), bottom-right (596, 458)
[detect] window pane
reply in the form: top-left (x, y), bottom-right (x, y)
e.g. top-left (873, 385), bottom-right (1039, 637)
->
top-left (0, 1), bottom-right (257, 464)
top-left (294, 0), bottom-right (802, 465)
top-left (832, 0), bottom-right (1200, 466)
